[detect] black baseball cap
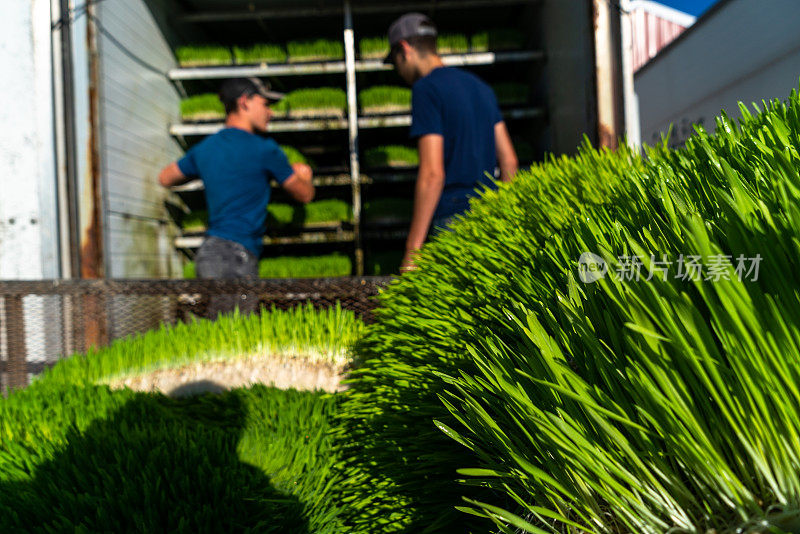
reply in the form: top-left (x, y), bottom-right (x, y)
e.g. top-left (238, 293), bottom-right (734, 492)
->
top-left (384, 13), bottom-right (438, 64)
top-left (218, 77), bottom-right (284, 110)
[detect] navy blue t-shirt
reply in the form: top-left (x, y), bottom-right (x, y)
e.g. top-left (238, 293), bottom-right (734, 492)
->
top-left (409, 67), bottom-right (503, 219)
top-left (177, 128), bottom-right (294, 257)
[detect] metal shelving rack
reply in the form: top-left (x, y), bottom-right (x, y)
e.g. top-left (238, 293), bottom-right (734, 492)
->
top-left (171, 108), bottom-right (544, 136)
top-left (169, 0), bottom-right (543, 276)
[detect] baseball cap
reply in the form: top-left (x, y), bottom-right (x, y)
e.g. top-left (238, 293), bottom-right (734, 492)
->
top-left (218, 77), bottom-right (284, 111)
top-left (384, 13), bottom-right (438, 64)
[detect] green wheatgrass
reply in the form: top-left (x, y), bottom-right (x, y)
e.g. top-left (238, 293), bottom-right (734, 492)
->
top-left (359, 86), bottom-right (411, 114)
top-left (181, 199), bottom-right (350, 235)
top-left (268, 200), bottom-right (352, 228)
top-left (233, 43), bottom-right (287, 64)
top-left (359, 36), bottom-right (390, 59)
top-left (0, 305), bottom-right (364, 530)
top-left (281, 88), bottom-right (348, 117)
top-left (267, 203), bottom-right (295, 227)
top-left (32, 303), bottom-right (364, 384)
top-left (180, 94), bottom-right (225, 121)
top-left (280, 145), bottom-right (309, 166)
top-left (175, 45), bottom-right (232, 67)
top-left (302, 199), bottom-right (352, 224)
top-left (437, 33), bottom-right (470, 55)
top-left (186, 254), bottom-right (353, 279)
top-left (258, 253), bottom-right (352, 278)
top-left (0, 385), bottom-right (346, 532)
top-left (287, 39), bottom-right (344, 62)
top-left (363, 145), bottom-right (419, 168)
top-left (271, 97), bottom-right (290, 118)
top-left (334, 87), bottom-right (800, 532)
top-left (181, 210), bottom-right (208, 232)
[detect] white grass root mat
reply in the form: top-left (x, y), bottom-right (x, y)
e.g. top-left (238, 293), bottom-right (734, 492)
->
top-left (104, 355), bottom-right (347, 396)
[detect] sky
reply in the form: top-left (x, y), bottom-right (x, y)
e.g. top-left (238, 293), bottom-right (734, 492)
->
top-left (654, 0), bottom-right (721, 17)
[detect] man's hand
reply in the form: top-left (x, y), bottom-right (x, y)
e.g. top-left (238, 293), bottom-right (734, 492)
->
top-left (282, 163), bottom-right (315, 203)
top-left (400, 249), bottom-right (419, 273)
top-left (494, 121), bottom-right (518, 182)
top-left (158, 162), bottom-right (190, 187)
top-left (292, 162), bottom-right (313, 182)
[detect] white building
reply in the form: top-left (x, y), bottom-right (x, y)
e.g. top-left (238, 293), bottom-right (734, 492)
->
top-left (635, 0), bottom-right (800, 147)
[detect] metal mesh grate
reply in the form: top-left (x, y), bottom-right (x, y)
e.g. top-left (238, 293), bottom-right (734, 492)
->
top-left (0, 277), bottom-right (391, 394)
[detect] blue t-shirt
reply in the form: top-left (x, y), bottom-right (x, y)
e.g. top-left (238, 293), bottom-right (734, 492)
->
top-left (177, 128), bottom-right (294, 256)
top-left (409, 67), bottom-right (503, 219)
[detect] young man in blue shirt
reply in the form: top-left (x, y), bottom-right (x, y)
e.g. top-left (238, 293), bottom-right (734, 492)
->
top-left (385, 13), bottom-right (519, 271)
top-left (159, 78), bottom-right (315, 280)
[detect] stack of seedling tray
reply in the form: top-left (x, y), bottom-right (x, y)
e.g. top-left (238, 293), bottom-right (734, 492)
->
top-left (170, 8), bottom-right (539, 277)
top-left (175, 39), bottom-right (345, 67)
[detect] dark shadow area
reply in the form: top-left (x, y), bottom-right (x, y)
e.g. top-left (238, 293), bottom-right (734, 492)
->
top-left (0, 385), bottom-right (310, 533)
top-left (291, 203), bottom-right (307, 229)
top-left (170, 379), bottom-right (228, 397)
top-left (164, 200), bottom-right (187, 229)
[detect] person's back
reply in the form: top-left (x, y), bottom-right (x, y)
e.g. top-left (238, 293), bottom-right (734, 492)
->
top-left (384, 12), bottom-right (518, 271)
top-left (158, 77), bottom-right (315, 315)
top-left (181, 128), bottom-right (290, 258)
top-left (410, 66), bottom-right (502, 219)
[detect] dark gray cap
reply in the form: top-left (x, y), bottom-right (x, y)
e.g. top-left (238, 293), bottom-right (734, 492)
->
top-left (385, 12), bottom-right (438, 64)
top-left (219, 77), bottom-right (284, 107)
top-left (243, 77), bottom-right (285, 101)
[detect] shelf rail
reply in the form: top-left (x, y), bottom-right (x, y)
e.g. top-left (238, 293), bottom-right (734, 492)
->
top-left (168, 50), bottom-right (545, 80)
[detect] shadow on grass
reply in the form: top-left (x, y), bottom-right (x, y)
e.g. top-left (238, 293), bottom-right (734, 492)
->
top-left (0, 383), bottom-right (310, 533)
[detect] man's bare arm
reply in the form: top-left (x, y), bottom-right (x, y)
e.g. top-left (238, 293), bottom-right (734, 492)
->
top-left (281, 162), bottom-right (315, 203)
top-left (158, 162), bottom-right (191, 187)
top-left (494, 121), bottom-right (518, 182)
top-left (402, 134), bottom-right (445, 271)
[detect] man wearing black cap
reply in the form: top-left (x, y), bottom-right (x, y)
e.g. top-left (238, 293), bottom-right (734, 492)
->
top-left (385, 13), bottom-right (518, 271)
top-left (159, 78), bottom-right (315, 284)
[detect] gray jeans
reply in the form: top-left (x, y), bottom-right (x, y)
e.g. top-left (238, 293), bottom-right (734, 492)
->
top-left (195, 236), bottom-right (259, 317)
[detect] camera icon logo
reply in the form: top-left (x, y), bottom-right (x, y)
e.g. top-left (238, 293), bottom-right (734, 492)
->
top-left (578, 252), bottom-right (608, 283)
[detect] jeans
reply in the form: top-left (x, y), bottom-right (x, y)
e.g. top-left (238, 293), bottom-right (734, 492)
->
top-left (195, 236), bottom-right (259, 317)
top-left (196, 236), bottom-right (258, 278)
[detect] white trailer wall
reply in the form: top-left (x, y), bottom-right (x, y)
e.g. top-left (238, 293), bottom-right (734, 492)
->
top-left (96, 0), bottom-right (183, 278)
top-left (0, 0), bottom-right (59, 279)
top-left (635, 0), bottom-right (800, 147)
